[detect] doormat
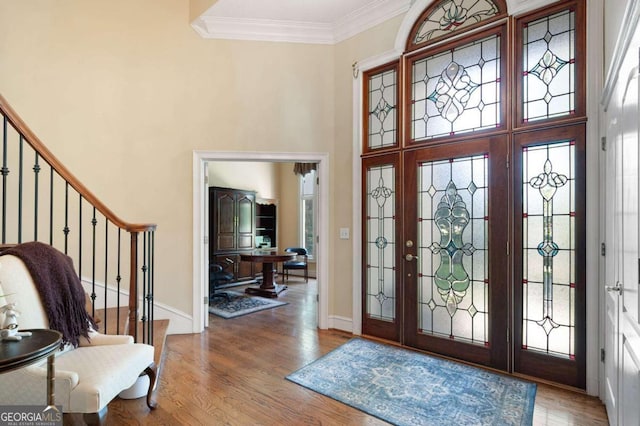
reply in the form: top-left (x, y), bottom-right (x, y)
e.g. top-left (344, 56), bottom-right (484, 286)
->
top-left (286, 338), bottom-right (536, 426)
top-left (208, 291), bottom-right (287, 319)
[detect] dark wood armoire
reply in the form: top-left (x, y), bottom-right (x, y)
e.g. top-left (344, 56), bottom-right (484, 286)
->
top-left (209, 186), bottom-right (256, 282)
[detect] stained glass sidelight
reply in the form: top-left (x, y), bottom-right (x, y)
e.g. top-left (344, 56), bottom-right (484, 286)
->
top-left (412, 34), bottom-right (501, 141)
top-left (522, 141), bottom-right (575, 358)
top-left (417, 155), bottom-right (488, 344)
top-left (367, 68), bottom-right (398, 150)
top-left (522, 8), bottom-right (576, 122)
top-left (413, 0), bottom-right (501, 46)
top-left (366, 164), bottom-right (396, 321)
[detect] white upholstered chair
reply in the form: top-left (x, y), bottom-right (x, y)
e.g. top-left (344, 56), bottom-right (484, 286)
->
top-left (0, 253), bottom-right (157, 423)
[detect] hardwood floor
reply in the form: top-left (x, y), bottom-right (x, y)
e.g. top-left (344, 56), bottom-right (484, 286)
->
top-left (100, 278), bottom-right (608, 425)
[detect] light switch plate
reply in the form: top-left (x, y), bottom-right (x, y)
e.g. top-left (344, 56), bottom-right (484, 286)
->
top-left (339, 228), bottom-right (350, 240)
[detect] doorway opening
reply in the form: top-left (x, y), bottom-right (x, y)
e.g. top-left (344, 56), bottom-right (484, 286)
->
top-left (192, 151), bottom-right (329, 333)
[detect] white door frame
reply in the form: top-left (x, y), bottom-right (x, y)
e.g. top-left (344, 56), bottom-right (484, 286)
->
top-left (192, 150), bottom-right (330, 333)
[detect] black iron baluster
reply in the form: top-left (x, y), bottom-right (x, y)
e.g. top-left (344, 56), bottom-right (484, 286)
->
top-left (49, 168), bottom-right (54, 245)
top-left (116, 228), bottom-right (122, 335)
top-left (18, 136), bottom-right (23, 243)
top-left (63, 183), bottom-right (69, 254)
top-left (78, 195), bottom-right (82, 282)
top-left (141, 233), bottom-right (148, 343)
top-left (104, 218), bottom-right (109, 334)
top-left (91, 207), bottom-right (97, 320)
top-left (145, 231), bottom-right (151, 345)
top-left (129, 232), bottom-right (139, 342)
top-left (149, 231), bottom-right (155, 345)
top-left (1, 116), bottom-right (8, 244)
top-left (33, 153), bottom-right (40, 241)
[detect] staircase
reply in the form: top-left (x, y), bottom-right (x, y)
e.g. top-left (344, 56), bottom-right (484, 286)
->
top-left (0, 93), bottom-right (167, 377)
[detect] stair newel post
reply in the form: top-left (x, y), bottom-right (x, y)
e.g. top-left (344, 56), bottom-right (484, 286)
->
top-left (128, 231), bottom-right (139, 342)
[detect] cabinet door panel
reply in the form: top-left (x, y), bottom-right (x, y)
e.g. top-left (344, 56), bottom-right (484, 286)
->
top-left (214, 191), bottom-right (236, 251)
top-left (237, 194), bottom-right (255, 250)
top-left (237, 257), bottom-right (254, 281)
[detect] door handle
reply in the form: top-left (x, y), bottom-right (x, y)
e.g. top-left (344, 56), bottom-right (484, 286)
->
top-left (405, 254), bottom-right (419, 261)
top-left (605, 282), bottom-right (622, 293)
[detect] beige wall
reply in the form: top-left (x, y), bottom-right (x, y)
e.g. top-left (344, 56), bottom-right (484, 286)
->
top-left (209, 161), bottom-right (303, 253)
top-left (332, 17), bottom-right (404, 316)
top-left (0, 0), bottom-right (409, 325)
top-left (0, 0), bottom-right (336, 316)
top-left (208, 161), bottom-right (279, 200)
top-left (0, 0), bottom-right (601, 327)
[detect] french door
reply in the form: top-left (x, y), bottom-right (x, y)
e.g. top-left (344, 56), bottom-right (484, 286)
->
top-left (362, 0), bottom-right (586, 387)
top-left (602, 24), bottom-right (640, 424)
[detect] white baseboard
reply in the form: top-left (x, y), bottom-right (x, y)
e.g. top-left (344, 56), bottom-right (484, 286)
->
top-left (80, 277), bottom-right (194, 335)
top-left (80, 277), bottom-right (345, 336)
top-left (329, 315), bottom-right (353, 333)
top-left (153, 300), bottom-right (193, 335)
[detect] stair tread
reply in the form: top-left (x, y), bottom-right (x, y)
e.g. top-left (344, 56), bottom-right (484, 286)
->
top-left (135, 319), bottom-right (169, 365)
top-left (93, 306), bottom-right (129, 335)
top-left (94, 307), bottom-right (169, 380)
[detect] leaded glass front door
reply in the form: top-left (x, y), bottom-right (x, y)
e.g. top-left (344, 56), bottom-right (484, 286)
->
top-left (403, 137), bottom-right (508, 369)
top-left (361, 0), bottom-right (586, 388)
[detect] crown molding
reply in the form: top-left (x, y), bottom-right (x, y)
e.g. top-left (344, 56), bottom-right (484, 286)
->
top-left (333, 0), bottom-right (411, 43)
top-left (192, 16), bottom-right (334, 44)
top-left (192, 0), bottom-right (412, 45)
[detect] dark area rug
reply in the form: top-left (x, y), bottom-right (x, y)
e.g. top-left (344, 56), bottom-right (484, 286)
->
top-left (208, 290), bottom-right (287, 319)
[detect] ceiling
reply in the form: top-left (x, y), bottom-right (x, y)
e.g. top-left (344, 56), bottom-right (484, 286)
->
top-left (206, 0), bottom-right (381, 23)
top-left (191, 0), bottom-right (551, 44)
top-left (191, 0), bottom-right (412, 44)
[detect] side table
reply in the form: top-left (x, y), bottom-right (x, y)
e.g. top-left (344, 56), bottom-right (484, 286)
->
top-left (0, 328), bottom-right (62, 406)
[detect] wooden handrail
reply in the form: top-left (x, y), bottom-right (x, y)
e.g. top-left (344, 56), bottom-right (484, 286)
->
top-left (0, 94), bottom-right (156, 233)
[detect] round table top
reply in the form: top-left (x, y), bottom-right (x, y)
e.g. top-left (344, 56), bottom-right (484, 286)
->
top-left (0, 329), bottom-right (62, 374)
top-left (240, 252), bottom-right (296, 262)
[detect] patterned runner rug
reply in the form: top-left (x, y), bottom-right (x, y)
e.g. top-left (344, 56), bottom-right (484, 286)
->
top-left (287, 338), bottom-right (536, 426)
top-left (208, 291), bottom-right (287, 319)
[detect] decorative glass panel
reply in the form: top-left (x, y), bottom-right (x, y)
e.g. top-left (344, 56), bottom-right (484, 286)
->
top-left (522, 8), bottom-right (576, 122)
top-left (522, 141), bottom-right (575, 358)
top-left (367, 68), bottom-right (398, 150)
top-left (417, 155), bottom-right (489, 344)
top-left (413, 0), bottom-right (501, 45)
top-left (412, 34), bottom-right (501, 141)
top-left (366, 164), bottom-right (396, 321)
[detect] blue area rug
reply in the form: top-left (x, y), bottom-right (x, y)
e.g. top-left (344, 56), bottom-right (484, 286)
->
top-left (208, 291), bottom-right (287, 319)
top-left (287, 338), bottom-right (536, 426)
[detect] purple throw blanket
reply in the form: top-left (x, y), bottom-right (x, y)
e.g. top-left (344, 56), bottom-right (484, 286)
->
top-left (0, 241), bottom-right (97, 347)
